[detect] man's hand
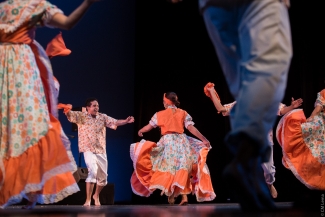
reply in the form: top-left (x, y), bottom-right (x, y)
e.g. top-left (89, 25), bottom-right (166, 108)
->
top-left (138, 130), bottom-right (143, 137)
top-left (291, 97), bottom-right (303, 109)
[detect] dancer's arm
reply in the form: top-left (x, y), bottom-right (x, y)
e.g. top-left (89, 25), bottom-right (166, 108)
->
top-left (49, 0), bottom-right (100, 30)
top-left (279, 97), bottom-right (303, 115)
top-left (138, 124), bottom-right (154, 137)
top-left (116, 116), bottom-right (135, 126)
top-left (187, 125), bottom-right (210, 148)
top-left (206, 86), bottom-right (227, 113)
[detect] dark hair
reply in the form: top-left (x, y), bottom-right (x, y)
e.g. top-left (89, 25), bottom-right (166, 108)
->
top-left (165, 92), bottom-right (180, 107)
top-left (85, 97), bottom-right (98, 107)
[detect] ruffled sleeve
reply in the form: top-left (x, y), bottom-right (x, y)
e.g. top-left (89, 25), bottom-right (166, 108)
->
top-left (315, 89), bottom-right (325, 110)
top-left (277, 103), bottom-right (286, 116)
top-left (184, 112), bottom-right (195, 129)
top-left (40, 1), bottom-right (63, 27)
top-left (149, 113), bottom-right (158, 128)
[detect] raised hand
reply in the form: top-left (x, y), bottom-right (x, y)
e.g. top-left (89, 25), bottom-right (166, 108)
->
top-left (291, 97), bottom-right (303, 109)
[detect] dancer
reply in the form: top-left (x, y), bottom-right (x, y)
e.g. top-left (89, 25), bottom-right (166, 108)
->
top-left (130, 92), bottom-right (215, 205)
top-left (65, 98), bottom-right (134, 206)
top-left (276, 89), bottom-right (325, 190)
top-left (204, 82), bottom-right (303, 199)
top-left (0, 0), bottom-right (99, 208)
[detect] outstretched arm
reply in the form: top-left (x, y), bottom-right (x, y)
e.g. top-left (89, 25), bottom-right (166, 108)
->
top-left (49, 0), bottom-right (100, 30)
top-left (187, 125), bottom-right (210, 148)
top-left (116, 116), bottom-right (134, 126)
top-left (138, 124), bottom-right (154, 137)
top-left (279, 97), bottom-right (303, 115)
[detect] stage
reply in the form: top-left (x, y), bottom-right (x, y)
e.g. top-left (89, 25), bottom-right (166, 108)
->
top-left (0, 202), bottom-right (320, 217)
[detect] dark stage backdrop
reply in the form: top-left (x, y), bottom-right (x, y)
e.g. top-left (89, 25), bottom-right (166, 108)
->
top-left (134, 0), bottom-right (325, 204)
top-left (35, 1), bottom-right (135, 202)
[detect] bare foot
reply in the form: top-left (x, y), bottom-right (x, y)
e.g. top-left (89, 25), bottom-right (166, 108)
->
top-left (168, 195), bottom-right (175, 205)
top-left (179, 195), bottom-right (188, 206)
top-left (268, 184), bottom-right (278, 198)
top-left (83, 200), bottom-right (91, 206)
top-left (93, 194), bottom-right (101, 206)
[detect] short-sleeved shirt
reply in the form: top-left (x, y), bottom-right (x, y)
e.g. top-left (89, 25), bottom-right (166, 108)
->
top-left (67, 111), bottom-right (117, 154)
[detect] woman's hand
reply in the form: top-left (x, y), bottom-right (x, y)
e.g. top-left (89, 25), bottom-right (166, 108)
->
top-left (291, 97), bottom-right (303, 109)
top-left (206, 86), bottom-right (215, 93)
top-left (202, 140), bottom-right (211, 148)
top-left (125, 116), bottom-right (135, 123)
top-left (138, 130), bottom-right (143, 137)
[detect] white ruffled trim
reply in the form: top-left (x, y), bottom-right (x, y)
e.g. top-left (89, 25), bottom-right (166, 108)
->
top-left (130, 139), bottom-right (151, 195)
top-left (0, 0), bottom-right (43, 33)
top-left (194, 148), bottom-right (216, 202)
top-left (0, 162), bottom-right (76, 208)
top-left (130, 139), bottom-right (146, 172)
top-left (130, 180), bottom-right (151, 197)
top-left (38, 183), bottom-right (79, 204)
top-left (130, 143), bottom-right (136, 163)
top-left (149, 183), bottom-right (180, 197)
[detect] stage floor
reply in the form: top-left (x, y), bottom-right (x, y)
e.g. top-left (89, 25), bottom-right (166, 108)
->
top-left (0, 202), bottom-right (320, 217)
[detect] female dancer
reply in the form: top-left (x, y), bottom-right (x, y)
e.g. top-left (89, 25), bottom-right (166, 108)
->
top-left (130, 92), bottom-right (216, 205)
top-left (276, 89), bottom-right (325, 190)
top-left (0, 0), bottom-right (99, 208)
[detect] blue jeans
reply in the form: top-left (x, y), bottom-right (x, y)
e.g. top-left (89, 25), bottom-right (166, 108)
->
top-left (202, 0), bottom-right (292, 161)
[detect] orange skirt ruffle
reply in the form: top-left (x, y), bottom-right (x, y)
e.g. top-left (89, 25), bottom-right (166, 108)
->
top-left (276, 109), bottom-right (325, 190)
top-left (0, 114), bottom-right (79, 207)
